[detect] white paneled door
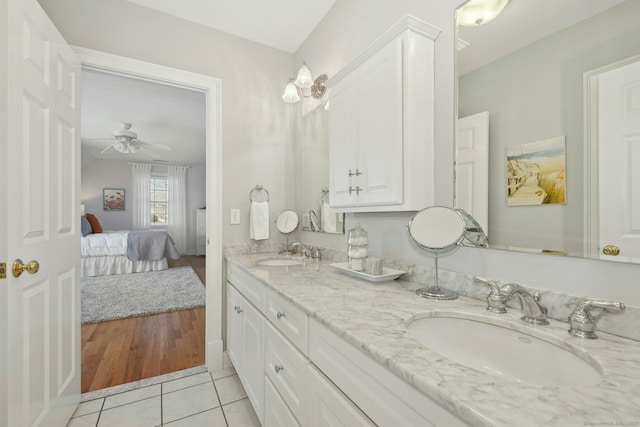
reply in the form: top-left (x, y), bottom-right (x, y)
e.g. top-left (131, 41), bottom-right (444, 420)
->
top-left (456, 111), bottom-right (489, 236)
top-left (3, 0), bottom-right (81, 425)
top-left (598, 59), bottom-right (640, 261)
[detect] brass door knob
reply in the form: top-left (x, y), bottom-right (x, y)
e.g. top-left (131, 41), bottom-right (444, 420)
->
top-left (12, 259), bottom-right (40, 277)
top-left (602, 245), bottom-right (620, 256)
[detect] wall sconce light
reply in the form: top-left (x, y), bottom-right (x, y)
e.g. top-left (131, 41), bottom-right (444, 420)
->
top-left (457, 0), bottom-right (510, 27)
top-left (282, 62), bottom-right (328, 103)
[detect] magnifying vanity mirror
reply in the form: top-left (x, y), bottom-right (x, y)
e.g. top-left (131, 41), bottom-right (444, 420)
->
top-left (409, 207), bottom-right (467, 300)
top-left (455, 0), bottom-right (640, 263)
top-left (276, 210), bottom-right (299, 254)
top-left (299, 105), bottom-right (345, 234)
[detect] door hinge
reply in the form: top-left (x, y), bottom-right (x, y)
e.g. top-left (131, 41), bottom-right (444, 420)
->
top-left (0, 263), bottom-right (6, 279)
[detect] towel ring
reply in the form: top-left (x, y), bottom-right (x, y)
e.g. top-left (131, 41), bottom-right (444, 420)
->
top-left (250, 185), bottom-right (270, 203)
top-left (321, 187), bottom-right (329, 204)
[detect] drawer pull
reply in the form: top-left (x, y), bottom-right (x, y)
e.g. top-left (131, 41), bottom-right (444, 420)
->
top-left (234, 306), bottom-right (243, 314)
top-left (276, 311), bottom-right (286, 320)
top-left (274, 364), bottom-right (284, 374)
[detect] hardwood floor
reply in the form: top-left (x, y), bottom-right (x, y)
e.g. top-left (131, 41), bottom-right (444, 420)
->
top-left (81, 256), bottom-right (206, 393)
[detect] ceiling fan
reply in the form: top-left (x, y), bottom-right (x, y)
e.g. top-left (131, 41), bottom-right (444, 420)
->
top-left (95, 123), bottom-right (170, 154)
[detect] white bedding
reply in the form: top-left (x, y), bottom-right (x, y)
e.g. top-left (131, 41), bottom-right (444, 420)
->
top-left (81, 230), bottom-right (171, 277)
top-left (81, 230), bottom-right (128, 257)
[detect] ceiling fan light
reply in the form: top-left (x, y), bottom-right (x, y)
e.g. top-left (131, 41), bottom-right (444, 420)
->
top-left (294, 63), bottom-right (313, 89)
top-left (113, 140), bottom-right (127, 153)
top-left (282, 78), bottom-right (300, 103)
top-left (457, 0), bottom-right (509, 27)
top-left (128, 141), bottom-right (141, 153)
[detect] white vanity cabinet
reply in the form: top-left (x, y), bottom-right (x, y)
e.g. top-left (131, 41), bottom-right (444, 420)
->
top-left (226, 259), bottom-right (464, 426)
top-left (328, 16), bottom-right (441, 212)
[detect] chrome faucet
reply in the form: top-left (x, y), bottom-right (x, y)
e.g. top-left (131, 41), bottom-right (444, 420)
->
top-left (473, 276), bottom-right (549, 325)
top-left (568, 300), bottom-right (625, 339)
top-left (499, 283), bottom-right (549, 325)
top-left (291, 242), bottom-right (316, 259)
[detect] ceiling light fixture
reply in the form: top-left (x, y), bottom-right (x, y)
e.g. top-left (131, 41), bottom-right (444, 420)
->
top-left (113, 138), bottom-right (141, 154)
top-left (282, 62), bottom-right (328, 103)
top-left (457, 0), bottom-right (510, 27)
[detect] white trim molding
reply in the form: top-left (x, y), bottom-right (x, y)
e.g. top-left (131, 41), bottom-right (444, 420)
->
top-left (73, 46), bottom-right (225, 371)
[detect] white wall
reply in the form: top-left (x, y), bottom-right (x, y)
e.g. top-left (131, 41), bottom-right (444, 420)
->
top-left (40, 0), bottom-right (296, 247)
top-left (81, 159), bottom-right (206, 253)
top-left (293, 0), bottom-right (640, 306)
top-left (458, 1), bottom-right (640, 254)
top-left (81, 159), bottom-right (132, 230)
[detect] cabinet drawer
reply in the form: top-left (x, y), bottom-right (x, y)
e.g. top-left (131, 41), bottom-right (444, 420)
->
top-left (265, 287), bottom-right (308, 354)
top-left (265, 322), bottom-right (309, 425)
top-left (227, 261), bottom-right (265, 312)
top-left (264, 377), bottom-right (301, 427)
top-left (309, 319), bottom-right (468, 427)
top-left (307, 364), bottom-right (375, 427)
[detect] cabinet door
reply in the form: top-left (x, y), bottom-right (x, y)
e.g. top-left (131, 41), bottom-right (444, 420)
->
top-left (307, 365), bottom-right (375, 427)
top-left (329, 72), bottom-right (359, 208)
top-left (357, 37), bottom-right (403, 206)
top-left (264, 377), bottom-right (301, 427)
top-left (226, 283), bottom-right (243, 371)
top-left (242, 299), bottom-right (265, 424)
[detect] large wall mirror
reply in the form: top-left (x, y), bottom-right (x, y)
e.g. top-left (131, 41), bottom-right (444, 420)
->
top-left (299, 104), bottom-right (345, 234)
top-left (456, 0), bottom-right (640, 263)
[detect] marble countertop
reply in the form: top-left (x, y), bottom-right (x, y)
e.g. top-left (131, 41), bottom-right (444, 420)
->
top-left (226, 254), bottom-right (640, 427)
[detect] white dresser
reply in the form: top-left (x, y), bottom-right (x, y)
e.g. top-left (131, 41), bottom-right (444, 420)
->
top-left (195, 208), bottom-right (206, 256)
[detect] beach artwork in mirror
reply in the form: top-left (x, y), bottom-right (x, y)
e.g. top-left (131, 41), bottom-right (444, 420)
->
top-left (299, 104), bottom-right (345, 234)
top-left (506, 136), bottom-right (566, 206)
top-left (456, 0), bottom-right (640, 262)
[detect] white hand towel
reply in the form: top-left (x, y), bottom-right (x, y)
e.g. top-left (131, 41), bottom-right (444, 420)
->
top-left (250, 201), bottom-right (269, 240)
top-left (321, 202), bottom-right (337, 233)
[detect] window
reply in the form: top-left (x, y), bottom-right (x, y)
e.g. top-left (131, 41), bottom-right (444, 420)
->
top-left (150, 177), bottom-right (168, 225)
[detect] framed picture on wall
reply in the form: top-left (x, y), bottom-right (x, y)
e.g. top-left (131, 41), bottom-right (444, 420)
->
top-left (103, 188), bottom-right (125, 211)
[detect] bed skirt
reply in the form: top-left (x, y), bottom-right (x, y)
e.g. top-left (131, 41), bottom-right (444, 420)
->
top-left (81, 255), bottom-right (168, 278)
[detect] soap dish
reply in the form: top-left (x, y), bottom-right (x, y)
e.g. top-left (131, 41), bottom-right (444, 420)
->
top-left (330, 262), bottom-right (406, 283)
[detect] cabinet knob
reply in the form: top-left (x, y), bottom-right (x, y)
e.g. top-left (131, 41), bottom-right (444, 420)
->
top-left (276, 311), bottom-right (285, 320)
top-left (274, 364), bottom-right (284, 374)
top-left (234, 305), bottom-right (243, 314)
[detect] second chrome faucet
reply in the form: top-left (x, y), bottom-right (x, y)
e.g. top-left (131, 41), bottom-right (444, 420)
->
top-left (473, 276), bottom-right (549, 325)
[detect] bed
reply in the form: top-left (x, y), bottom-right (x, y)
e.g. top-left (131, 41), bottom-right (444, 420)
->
top-left (81, 229), bottom-right (180, 277)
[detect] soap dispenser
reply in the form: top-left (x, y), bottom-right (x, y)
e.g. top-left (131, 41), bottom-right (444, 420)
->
top-left (348, 224), bottom-right (368, 272)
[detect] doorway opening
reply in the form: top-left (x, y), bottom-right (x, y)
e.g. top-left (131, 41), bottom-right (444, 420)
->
top-left (75, 47), bottom-right (224, 392)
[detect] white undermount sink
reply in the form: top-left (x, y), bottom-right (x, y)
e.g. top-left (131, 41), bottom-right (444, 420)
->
top-left (256, 257), bottom-right (304, 267)
top-left (407, 314), bottom-right (602, 387)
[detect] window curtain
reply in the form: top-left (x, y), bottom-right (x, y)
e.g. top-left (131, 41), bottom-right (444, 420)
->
top-left (131, 163), bottom-right (152, 229)
top-left (167, 165), bottom-right (188, 254)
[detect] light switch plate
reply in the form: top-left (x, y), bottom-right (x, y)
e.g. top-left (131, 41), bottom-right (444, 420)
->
top-left (230, 208), bottom-right (240, 225)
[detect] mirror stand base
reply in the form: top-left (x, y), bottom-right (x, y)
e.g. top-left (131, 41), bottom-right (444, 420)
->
top-left (415, 286), bottom-right (459, 301)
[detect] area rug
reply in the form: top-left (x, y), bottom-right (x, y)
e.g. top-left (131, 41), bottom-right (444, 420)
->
top-left (81, 266), bottom-right (205, 324)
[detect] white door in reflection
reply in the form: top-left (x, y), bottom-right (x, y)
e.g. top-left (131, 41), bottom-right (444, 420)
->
top-left (456, 111), bottom-right (489, 236)
top-left (598, 58), bottom-right (640, 261)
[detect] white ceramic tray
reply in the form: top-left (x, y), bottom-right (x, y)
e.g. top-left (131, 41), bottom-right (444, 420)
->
top-left (330, 262), bottom-right (406, 283)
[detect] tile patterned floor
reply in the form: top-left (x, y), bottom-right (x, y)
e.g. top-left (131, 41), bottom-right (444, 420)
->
top-left (67, 368), bottom-right (259, 427)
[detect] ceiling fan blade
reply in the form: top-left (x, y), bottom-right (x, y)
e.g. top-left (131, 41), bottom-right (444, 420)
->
top-left (84, 137), bottom-right (116, 143)
top-left (137, 140), bottom-right (172, 151)
top-left (100, 144), bottom-right (114, 154)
